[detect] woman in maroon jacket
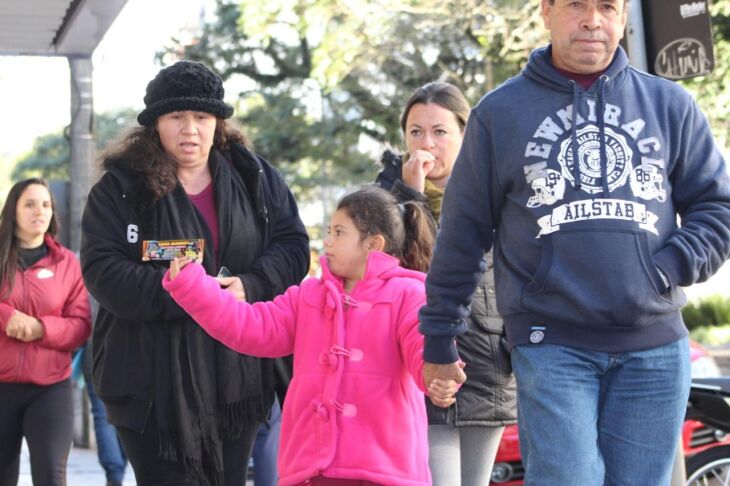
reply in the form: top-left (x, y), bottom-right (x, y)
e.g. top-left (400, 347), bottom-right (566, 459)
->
top-left (0, 178), bottom-right (92, 486)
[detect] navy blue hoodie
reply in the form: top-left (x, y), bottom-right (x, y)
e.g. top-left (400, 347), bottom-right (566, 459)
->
top-left (420, 46), bottom-right (730, 363)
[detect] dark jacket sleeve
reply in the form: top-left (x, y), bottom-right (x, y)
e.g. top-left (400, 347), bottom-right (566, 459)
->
top-left (654, 95), bottom-right (730, 287)
top-left (419, 111), bottom-right (503, 364)
top-left (239, 158), bottom-right (310, 303)
top-left (80, 173), bottom-right (187, 322)
top-left (391, 180), bottom-right (429, 205)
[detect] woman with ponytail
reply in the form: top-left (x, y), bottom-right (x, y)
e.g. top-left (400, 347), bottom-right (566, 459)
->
top-left (376, 82), bottom-right (517, 486)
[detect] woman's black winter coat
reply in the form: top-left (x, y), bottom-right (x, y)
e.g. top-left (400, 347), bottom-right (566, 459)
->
top-left (81, 145), bottom-right (309, 433)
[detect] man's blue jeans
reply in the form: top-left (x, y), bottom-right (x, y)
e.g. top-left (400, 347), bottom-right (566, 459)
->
top-left (86, 379), bottom-right (128, 483)
top-left (512, 337), bottom-right (690, 486)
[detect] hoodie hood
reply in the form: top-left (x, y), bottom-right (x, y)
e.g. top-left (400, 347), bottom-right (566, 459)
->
top-left (523, 45), bottom-right (631, 195)
top-left (523, 45), bottom-right (630, 93)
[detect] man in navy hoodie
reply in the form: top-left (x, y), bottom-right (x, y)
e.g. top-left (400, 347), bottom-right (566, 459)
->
top-left (419, 0), bottom-right (730, 484)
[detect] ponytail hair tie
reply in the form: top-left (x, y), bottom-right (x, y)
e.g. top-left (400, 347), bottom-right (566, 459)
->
top-left (397, 203), bottom-right (406, 216)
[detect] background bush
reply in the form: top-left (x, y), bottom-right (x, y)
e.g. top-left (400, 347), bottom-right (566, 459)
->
top-left (683, 295), bottom-right (730, 332)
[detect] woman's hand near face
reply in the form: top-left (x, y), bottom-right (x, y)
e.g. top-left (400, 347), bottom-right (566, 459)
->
top-left (402, 150), bottom-right (436, 193)
top-left (5, 311), bottom-right (45, 342)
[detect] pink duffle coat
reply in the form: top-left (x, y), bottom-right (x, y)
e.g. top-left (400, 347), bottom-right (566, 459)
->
top-left (163, 251), bottom-right (430, 485)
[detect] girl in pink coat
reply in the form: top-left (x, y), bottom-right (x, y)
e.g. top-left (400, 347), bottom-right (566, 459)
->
top-left (163, 186), bottom-right (458, 486)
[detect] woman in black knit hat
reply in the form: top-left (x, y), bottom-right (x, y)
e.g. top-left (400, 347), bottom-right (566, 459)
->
top-left (80, 61), bottom-right (310, 486)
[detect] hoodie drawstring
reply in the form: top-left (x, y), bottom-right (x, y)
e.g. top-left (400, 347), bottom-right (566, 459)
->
top-left (597, 75), bottom-right (609, 196)
top-left (570, 76), bottom-right (610, 196)
top-left (570, 81), bottom-right (582, 191)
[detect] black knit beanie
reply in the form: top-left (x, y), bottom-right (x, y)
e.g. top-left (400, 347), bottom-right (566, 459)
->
top-left (137, 61), bottom-right (234, 126)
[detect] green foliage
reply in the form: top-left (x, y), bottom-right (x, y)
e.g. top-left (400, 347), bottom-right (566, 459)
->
top-left (690, 324), bottom-right (730, 346)
top-left (12, 133), bottom-right (70, 181)
top-left (680, 0), bottom-right (730, 146)
top-left (158, 0), bottom-right (532, 207)
top-left (682, 295), bottom-right (730, 331)
top-left (239, 90), bottom-right (374, 202)
top-left (12, 108), bottom-right (137, 182)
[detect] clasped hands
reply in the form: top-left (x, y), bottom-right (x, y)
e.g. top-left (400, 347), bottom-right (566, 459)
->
top-left (5, 310), bottom-right (44, 342)
top-left (425, 361), bottom-right (467, 408)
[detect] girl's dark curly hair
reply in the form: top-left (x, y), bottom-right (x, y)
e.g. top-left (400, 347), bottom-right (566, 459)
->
top-left (337, 185), bottom-right (436, 272)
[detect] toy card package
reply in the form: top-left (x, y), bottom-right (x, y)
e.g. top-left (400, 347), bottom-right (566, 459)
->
top-left (141, 239), bottom-right (205, 262)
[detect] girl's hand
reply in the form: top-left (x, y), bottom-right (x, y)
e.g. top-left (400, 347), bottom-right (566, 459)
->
top-left (169, 257), bottom-right (192, 280)
top-left (425, 359), bottom-right (465, 408)
top-left (402, 150), bottom-right (436, 193)
top-left (427, 378), bottom-right (460, 408)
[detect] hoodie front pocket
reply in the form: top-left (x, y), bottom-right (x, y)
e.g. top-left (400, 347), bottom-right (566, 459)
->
top-left (522, 229), bottom-right (677, 328)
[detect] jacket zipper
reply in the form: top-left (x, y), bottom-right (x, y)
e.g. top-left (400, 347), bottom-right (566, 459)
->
top-left (15, 271), bottom-right (28, 382)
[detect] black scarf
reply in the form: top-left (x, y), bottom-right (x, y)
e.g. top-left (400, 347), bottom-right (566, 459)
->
top-left (128, 150), bottom-right (274, 485)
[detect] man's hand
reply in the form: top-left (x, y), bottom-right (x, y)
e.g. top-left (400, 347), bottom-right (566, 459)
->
top-left (5, 311), bottom-right (44, 342)
top-left (217, 276), bottom-right (247, 302)
top-left (424, 361), bottom-right (467, 408)
top-left (428, 378), bottom-right (460, 408)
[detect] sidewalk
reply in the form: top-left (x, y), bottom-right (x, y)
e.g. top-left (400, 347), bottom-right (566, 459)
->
top-left (18, 442), bottom-right (135, 486)
top-left (18, 442), bottom-right (255, 485)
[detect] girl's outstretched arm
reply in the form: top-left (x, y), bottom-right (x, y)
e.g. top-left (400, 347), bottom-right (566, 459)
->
top-left (163, 260), bottom-right (298, 357)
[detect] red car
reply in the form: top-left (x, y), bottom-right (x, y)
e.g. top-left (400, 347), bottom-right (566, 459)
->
top-left (489, 341), bottom-right (725, 485)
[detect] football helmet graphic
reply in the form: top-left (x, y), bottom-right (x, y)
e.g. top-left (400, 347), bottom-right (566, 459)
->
top-left (527, 169), bottom-right (566, 208)
top-left (630, 164), bottom-right (666, 202)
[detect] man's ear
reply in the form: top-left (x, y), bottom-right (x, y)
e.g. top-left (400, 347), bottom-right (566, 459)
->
top-left (541, 0), bottom-right (552, 30)
top-left (368, 234), bottom-right (386, 252)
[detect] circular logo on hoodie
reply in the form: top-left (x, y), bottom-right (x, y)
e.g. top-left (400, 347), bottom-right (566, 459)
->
top-left (529, 330), bottom-right (544, 344)
top-left (558, 125), bottom-right (633, 194)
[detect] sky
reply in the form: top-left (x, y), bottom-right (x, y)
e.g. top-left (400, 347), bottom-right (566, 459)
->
top-left (0, 0), bottom-right (728, 300)
top-left (0, 0), bottom-right (211, 160)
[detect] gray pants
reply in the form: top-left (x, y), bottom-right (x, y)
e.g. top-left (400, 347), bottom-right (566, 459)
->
top-left (428, 424), bottom-right (505, 486)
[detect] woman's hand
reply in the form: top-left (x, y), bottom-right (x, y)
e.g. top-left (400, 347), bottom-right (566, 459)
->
top-left (216, 276), bottom-right (247, 302)
top-left (169, 257), bottom-right (192, 280)
top-left (402, 150), bottom-right (436, 193)
top-left (5, 311), bottom-right (45, 342)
